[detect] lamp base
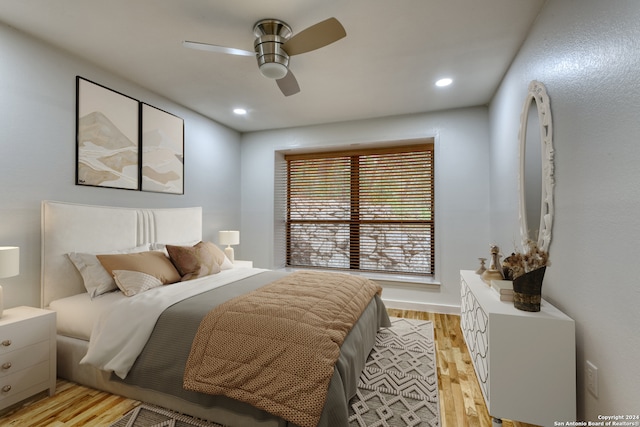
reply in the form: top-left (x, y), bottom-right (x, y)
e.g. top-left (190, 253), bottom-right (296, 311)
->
top-left (224, 246), bottom-right (235, 264)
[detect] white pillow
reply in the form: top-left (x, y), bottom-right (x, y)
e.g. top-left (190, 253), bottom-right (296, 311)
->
top-left (112, 270), bottom-right (163, 296)
top-left (67, 244), bottom-right (150, 298)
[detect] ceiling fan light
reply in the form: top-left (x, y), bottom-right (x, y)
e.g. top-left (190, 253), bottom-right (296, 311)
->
top-left (259, 62), bottom-right (288, 79)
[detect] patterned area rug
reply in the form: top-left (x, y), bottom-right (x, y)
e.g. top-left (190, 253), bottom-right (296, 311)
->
top-left (348, 317), bottom-right (440, 427)
top-left (110, 318), bottom-right (439, 427)
top-left (109, 404), bottom-right (223, 427)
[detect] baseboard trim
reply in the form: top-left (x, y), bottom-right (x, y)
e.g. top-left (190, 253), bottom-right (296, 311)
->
top-left (382, 298), bottom-right (461, 315)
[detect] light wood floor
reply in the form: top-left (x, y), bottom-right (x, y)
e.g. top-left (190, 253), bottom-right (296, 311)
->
top-left (0, 310), bottom-right (538, 427)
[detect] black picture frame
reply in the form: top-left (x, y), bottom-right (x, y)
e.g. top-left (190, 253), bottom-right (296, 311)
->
top-left (140, 103), bottom-right (184, 194)
top-left (76, 76), bottom-right (140, 190)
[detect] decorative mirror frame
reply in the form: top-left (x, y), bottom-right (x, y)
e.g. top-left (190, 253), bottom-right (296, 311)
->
top-left (518, 80), bottom-right (555, 252)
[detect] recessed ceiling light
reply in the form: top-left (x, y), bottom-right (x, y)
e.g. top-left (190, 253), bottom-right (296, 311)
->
top-left (233, 108), bottom-right (247, 115)
top-left (435, 78), bottom-right (453, 87)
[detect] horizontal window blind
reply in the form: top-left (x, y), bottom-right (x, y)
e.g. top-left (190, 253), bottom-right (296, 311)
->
top-left (284, 144), bottom-right (434, 275)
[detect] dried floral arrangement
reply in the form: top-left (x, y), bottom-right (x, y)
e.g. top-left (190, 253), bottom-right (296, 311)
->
top-left (502, 239), bottom-right (550, 280)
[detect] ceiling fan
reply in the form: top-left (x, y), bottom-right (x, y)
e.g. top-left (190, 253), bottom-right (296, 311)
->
top-left (183, 17), bottom-right (346, 96)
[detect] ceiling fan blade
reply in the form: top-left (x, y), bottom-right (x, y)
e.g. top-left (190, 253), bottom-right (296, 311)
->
top-left (282, 17), bottom-right (346, 56)
top-left (276, 70), bottom-right (300, 96)
top-left (182, 41), bottom-right (255, 57)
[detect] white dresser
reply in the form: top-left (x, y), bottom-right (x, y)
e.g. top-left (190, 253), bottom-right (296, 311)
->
top-left (0, 306), bottom-right (56, 411)
top-left (460, 270), bottom-right (576, 426)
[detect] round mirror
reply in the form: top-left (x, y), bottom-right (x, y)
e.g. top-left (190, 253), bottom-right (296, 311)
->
top-left (518, 80), bottom-right (554, 252)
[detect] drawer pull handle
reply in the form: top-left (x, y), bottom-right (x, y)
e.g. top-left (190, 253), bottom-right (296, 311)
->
top-left (1, 362), bottom-right (11, 370)
top-left (1, 385), bottom-right (10, 393)
top-left (1, 340), bottom-right (11, 347)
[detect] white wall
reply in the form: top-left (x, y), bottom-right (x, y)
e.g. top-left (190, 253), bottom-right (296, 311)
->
top-left (240, 108), bottom-right (491, 309)
top-left (0, 23), bottom-right (242, 308)
top-left (489, 0), bottom-right (640, 420)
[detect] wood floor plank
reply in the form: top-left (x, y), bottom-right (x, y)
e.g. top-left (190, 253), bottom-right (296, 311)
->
top-left (0, 311), bottom-right (539, 426)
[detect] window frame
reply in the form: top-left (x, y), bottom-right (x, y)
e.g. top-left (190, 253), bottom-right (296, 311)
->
top-left (283, 143), bottom-right (435, 276)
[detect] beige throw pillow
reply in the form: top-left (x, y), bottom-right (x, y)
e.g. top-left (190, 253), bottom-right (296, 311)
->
top-left (166, 241), bottom-right (223, 281)
top-left (113, 270), bottom-right (164, 296)
top-left (97, 251), bottom-right (181, 285)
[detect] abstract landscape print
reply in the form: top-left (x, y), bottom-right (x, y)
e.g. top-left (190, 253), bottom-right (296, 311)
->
top-left (76, 77), bottom-right (140, 190)
top-left (141, 103), bottom-right (184, 194)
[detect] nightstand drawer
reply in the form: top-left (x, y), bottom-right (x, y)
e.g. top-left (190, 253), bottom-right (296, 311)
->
top-left (0, 360), bottom-right (49, 402)
top-left (0, 316), bottom-right (49, 355)
top-left (0, 341), bottom-right (49, 378)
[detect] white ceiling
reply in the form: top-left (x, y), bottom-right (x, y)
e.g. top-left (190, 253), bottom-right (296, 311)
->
top-left (0, 0), bottom-right (544, 133)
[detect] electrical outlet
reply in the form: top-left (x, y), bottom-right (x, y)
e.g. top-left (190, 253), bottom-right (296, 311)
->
top-left (586, 360), bottom-right (598, 397)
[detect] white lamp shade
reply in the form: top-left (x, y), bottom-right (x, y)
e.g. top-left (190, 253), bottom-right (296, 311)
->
top-left (218, 230), bottom-right (240, 246)
top-left (0, 247), bottom-right (19, 278)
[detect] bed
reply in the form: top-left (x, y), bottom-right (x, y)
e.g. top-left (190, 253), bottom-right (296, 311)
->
top-left (41, 200), bottom-right (390, 427)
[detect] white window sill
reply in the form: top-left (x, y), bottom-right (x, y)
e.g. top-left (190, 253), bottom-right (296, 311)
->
top-left (278, 267), bottom-right (440, 288)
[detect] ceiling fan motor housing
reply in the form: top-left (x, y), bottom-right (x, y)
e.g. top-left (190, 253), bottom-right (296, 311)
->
top-left (253, 19), bottom-right (292, 79)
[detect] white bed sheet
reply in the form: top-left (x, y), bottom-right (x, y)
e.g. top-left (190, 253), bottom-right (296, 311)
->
top-left (81, 267), bottom-right (267, 379)
top-left (49, 291), bottom-right (125, 341)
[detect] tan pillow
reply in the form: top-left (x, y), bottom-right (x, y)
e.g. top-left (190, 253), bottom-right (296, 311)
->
top-left (166, 241), bottom-right (223, 281)
top-left (97, 251), bottom-right (181, 285)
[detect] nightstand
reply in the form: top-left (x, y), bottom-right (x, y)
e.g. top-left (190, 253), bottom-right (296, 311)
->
top-left (233, 260), bottom-right (253, 268)
top-left (0, 306), bottom-right (56, 411)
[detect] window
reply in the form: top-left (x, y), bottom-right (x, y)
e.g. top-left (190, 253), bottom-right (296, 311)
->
top-left (283, 143), bottom-right (434, 275)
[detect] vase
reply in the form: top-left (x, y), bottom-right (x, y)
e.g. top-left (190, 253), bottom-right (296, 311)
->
top-left (512, 266), bottom-right (546, 312)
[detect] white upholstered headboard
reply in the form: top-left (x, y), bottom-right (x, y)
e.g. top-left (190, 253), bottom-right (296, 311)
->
top-left (41, 201), bottom-right (202, 308)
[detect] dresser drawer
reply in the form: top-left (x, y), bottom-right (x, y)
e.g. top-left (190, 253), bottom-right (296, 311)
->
top-left (0, 341), bottom-right (49, 378)
top-left (0, 360), bottom-right (50, 402)
top-left (0, 316), bottom-right (50, 355)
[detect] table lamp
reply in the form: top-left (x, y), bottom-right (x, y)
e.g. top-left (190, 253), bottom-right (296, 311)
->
top-left (218, 230), bottom-right (239, 263)
top-left (0, 246), bottom-right (19, 318)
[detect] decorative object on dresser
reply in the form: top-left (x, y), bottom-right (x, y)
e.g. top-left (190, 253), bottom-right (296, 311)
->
top-left (460, 270), bottom-right (575, 427)
top-left (0, 306), bottom-right (56, 411)
top-left (218, 230), bottom-right (239, 263)
top-left (0, 247), bottom-right (19, 318)
top-left (475, 257), bottom-right (487, 275)
top-left (481, 244), bottom-right (503, 285)
top-left (490, 279), bottom-right (514, 302)
top-left (502, 239), bottom-right (549, 312)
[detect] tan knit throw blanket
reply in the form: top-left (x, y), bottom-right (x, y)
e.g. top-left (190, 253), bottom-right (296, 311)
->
top-left (183, 270), bottom-right (382, 427)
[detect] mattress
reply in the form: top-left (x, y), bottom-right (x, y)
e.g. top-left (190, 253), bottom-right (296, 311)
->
top-left (49, 290), bottom-right (125, 340)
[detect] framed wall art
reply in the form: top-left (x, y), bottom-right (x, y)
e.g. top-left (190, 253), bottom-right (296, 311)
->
top-left (76, 77), bottom-right (140, 190)
top-left (140, 103), bottom-right (184, 194)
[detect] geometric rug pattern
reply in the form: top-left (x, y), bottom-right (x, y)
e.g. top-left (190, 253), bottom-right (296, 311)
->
top-left (109, 404), bottom-right (223, 427)
top-left (111, 317), bottom-right (440, 427)
top-left (348, 318), bottom-right (440, 427)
